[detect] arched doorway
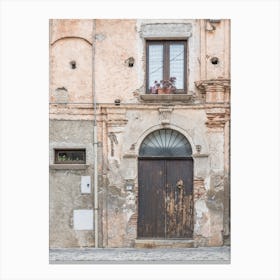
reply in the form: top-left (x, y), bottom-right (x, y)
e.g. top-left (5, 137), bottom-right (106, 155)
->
top-left (137, 129), bottom-right (193, 239)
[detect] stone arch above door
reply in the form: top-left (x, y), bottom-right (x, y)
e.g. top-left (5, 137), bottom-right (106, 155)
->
top-left (139, 128), bottom-right (192, 157)
top-left (134, 124), bottom-right (197, 157)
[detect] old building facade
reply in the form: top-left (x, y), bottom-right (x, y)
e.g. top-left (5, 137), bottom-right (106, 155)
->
top-left (49, 19), bottom-right (230, 248)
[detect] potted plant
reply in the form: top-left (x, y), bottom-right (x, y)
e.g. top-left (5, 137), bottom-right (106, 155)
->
top-left (150, 81), bottom-right (160, 94)
top-left (149, 77), bottom-right (176, 94)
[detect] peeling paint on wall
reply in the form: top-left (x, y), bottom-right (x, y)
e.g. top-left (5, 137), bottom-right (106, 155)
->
top-left (49, 19), bottom-right (230, 248)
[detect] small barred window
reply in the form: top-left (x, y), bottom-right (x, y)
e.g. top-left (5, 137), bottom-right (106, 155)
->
top-left (54, 149), bottom-right (86, 164)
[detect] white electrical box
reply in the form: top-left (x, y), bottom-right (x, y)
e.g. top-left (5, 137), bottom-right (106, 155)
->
top-left (126, 184), bottom-right (133, 191)
top-left (73, 209), bottom-right (94, 230)
top-left (81, 176), bottom-right (91, 194)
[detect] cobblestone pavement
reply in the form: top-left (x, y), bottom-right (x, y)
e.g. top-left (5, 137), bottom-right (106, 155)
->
top-left (49, 246), bottom-right (230, 264)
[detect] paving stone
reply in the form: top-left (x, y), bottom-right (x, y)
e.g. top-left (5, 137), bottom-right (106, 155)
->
top-left (49, 246), bottom-right (230, 264)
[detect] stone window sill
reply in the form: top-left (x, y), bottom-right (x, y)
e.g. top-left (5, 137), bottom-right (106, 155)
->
top-left (49, 164), bottom-right (89, 170)
top-left (140, 94), bottom-right (193, 102)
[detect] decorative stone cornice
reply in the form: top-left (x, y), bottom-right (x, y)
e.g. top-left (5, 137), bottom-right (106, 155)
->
top-left (195, 78), bottom-right (230, 92)
top-left (205, 108), bottom-right (230, 129)
top-left (195, 78), bottom-right (230, 103)
top-left (140, 23), bottom-right (192, 39)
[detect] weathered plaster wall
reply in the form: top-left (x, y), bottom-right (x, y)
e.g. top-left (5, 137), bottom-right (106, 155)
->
top-left (49, 19), bottom-right (230, 248)
top-left (99, 104), bottom-right (227, 247)
top-left (95, 19), bottom-right (139, 104)
top-left (50, 38), bottom-right (92, 104)
top-left (50, 19), bottom-right (93, 45)
top-left (49, 120), bottom-right (95, 248)
top-left (200, 19), bottom-right (230, 81)
top-left (50, 19), bottom-right (93, 104)
top-left (223, 117), bottom-right (230, 240)
top-left (94, 19), bottom-right (203, 103)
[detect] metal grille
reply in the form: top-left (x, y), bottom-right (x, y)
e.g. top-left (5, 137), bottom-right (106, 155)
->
top-left (139, 129), bottom-right (192, 157)
top-left (54, 149), bottom-right (86, 164)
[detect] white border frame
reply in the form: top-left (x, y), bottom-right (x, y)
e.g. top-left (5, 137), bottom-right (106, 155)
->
top-left (1, 1), bottom-right (279, 280)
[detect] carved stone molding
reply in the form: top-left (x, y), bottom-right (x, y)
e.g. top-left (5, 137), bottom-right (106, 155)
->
top-left (206, 113), bottom-right (226, 129)
top-left (102, 107), bottom-right (128, 128)
top-left (140, 94), bottom-right (193, 102)
top-left (123, 152), bottom-right (137, 159)
top-left (108, 132), bottom-right (118, 157)
top-left (158, 107), bottom-right (173, 125)
top-left (195, 78), bottom-right (230, 103)
top-left (49, 104), bottom-right (96, 120)
top-left (107, 119), bottom-right (128, 127)
top-left (195, 78), bottom-right (230, 91)
top-left (192, 153), bottom-right (209, 158)
top-left (205, 108), bottom-right (230, 130)
top-left (141, 23), bottom-right (192, 39)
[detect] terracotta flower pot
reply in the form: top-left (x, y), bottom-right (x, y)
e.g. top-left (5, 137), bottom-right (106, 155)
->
top-left (158, 88), bottom-right (171, 94)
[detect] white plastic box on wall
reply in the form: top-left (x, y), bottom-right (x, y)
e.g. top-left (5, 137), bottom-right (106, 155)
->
top-left (73, 209), bottom-right (94, 230)
top-left (81, 176), bottom-right (91, 194)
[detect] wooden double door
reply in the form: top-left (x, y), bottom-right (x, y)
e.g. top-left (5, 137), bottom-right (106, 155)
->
top-left (138, 158), bottom-right (193, 239)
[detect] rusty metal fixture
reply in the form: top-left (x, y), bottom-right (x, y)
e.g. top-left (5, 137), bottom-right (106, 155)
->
top-left (176, 179), bottom-right (184, 189)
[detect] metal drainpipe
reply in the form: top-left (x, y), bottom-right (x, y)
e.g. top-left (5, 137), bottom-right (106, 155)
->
top-left (92, 20), bottom-right (98, 248)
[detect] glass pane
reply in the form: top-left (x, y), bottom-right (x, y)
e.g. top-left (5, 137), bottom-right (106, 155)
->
top-left (139, 129), bottom-right (192, 157)
top-left (170, 44), bottom-right (184, 89)
top-left (56, 150), bottom-right (86, 164)
top-left (148, 45), bottom-right (163, 88)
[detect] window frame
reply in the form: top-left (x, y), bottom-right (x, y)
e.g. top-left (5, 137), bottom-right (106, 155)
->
top-left (146, 40), bottom-right (188, 94)
top-left (54, 148), bottom-right (86, 164)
